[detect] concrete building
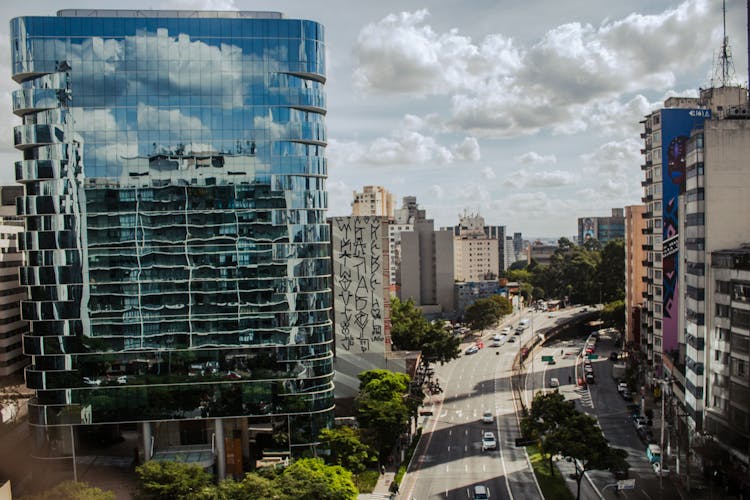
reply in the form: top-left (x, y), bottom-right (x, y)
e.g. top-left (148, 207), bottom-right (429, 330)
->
top-left (448, 212), bottom-right (501, 282)
top-left (12, 10), bottom-right (332, 481)
top-left (624, 205), bottom-right (647, 348)
top-left (399, 216), bottom-right (454, 319)
top-left (639, 96), bottom-right (710, 381)
top-left (351, 185), bottom-right (394, 218)
top-left (0, 186), bottom-right (27, 378)
top-left (578, 208), bottom-right (625, 244)
top-left (527, 241), bottom-right (557, 267)
top-left (707, 246), bottom-right (750, 469)
top-left (330, 217), bottom-right (394, 400)
top-left (387, 196), bottom-right (422, 291)
top-left (455, 281), bottom-right (505, 319)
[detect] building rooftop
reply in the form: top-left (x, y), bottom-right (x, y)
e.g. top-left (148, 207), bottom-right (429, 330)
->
top-left (57, 9), bottom-right (283, 19)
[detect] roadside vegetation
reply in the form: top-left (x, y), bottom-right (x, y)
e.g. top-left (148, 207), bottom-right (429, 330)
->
top-left (521, 391), bottom-right (629, 500)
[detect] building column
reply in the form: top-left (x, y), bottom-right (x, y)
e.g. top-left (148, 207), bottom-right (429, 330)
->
top-left (215, 418), bottom-right (226, 480)
top-left (141, 422), bottom-right (152, 461)
top-left (240, 417), bottom-right (250, 471)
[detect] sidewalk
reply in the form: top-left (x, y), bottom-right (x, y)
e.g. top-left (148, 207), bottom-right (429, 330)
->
top-left (359, 469), bottom-right (396, 499)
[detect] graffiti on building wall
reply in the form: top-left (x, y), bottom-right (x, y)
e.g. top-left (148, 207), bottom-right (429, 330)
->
top-left (332, 217), bottom-right (387, 354)
top-left (660, 109), bottom-right (707, 354)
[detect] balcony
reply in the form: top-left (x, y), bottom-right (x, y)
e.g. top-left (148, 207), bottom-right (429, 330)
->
top-left (642, 244), bottom-right (653, 251)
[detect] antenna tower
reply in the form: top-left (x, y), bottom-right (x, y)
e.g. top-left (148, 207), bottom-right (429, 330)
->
top-left (712, 0), bottom-right (737, 87)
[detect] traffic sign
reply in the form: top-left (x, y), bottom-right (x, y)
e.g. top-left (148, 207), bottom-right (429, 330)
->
top-left (617, 479), bottom-right (635, 490)
top-left (587, 354), bottom-right (598, 360)
top-left (541, 355), bottom-right (553, 362)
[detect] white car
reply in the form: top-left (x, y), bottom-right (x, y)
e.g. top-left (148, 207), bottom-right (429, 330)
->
top-left (549, 377), bottom-right (560, 388)
top-left (500, 326), bottom-right (512, 334)
top-left (652, 462), bottom-right (669, 477)
top-left (482, 411), bottom-right (494, 424)
top-left (482, 432), bottom-right (497, 451)
top-left (492, 334), bottom-right (502, 341)
top-left (83, 377), bottom-right (101, 386)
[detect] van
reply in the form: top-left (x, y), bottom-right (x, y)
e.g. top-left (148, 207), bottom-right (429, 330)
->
top-left (646, 444), bottom-right (661, 463)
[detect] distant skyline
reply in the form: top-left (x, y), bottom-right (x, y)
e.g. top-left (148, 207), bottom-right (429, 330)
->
top-left (1, 0), bottom-right (748, 237)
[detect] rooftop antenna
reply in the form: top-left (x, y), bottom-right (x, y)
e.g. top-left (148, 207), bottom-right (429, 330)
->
top-left (711, 0), bottom-right (737, 87)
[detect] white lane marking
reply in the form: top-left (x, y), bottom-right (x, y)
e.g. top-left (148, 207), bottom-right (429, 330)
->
top-left (446, 464), bottom-right (450, 472)
top-left (448, 445), bottom-right (450, 452)
top-left (464, 445), bottom-right (467, 453)
top-left (465, 429), bottom-right (468, 436)
top-left (449, 430), bottom-right (452, 436)
top-left (483, 464), bottom-right (486, 472)
top-left (465, 464), bottom-right (468, 472)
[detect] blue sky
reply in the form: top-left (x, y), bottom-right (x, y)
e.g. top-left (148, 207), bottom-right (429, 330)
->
top-left (1, 0), bottom-right (747, 238)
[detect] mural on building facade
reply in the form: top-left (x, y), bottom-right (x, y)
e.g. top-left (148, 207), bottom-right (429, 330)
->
top-left (660, 109), bottom-right (708, 356)
top-left (332, 217), bottom-right (388, 354)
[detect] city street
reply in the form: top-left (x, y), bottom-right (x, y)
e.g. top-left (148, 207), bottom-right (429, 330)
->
top-left (400, 307), bottom-right (587, 500)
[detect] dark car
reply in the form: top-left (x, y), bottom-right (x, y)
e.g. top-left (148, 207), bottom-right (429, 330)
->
top-left (609, 351), bottom-right (619, 361)
top-left (585, 373), bottom-right (595, 384)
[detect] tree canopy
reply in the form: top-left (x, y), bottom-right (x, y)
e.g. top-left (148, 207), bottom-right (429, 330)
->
top-left (136, 458), bottom-right (358, 500)
top-left (21, 481), bottom-right (116, 500)
top-left (136, 460), bottom-right (213, 499)
top-left (463, 297), bottom-right (502, 331)
top-left (390, 297), bottom-right (460, 364)
top-left (356, 370), bottom-right (411, 459)
top-left (318, 426), bottom-right (376, 473)
top-left (521, 392), bottom-right (628, 500)
top-left (508, 238), bottom-right (625, 305)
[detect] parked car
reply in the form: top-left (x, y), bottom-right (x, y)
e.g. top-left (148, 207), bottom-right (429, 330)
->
top-left (492, 334), bottom-right (502, 341)
top-left (609, 351), bottom-right (619, 361)
top-left (482, 411), bottom-right (494, 424)
top-left (549, 377), bottom-right (560, 388)
top-left (83, 377), bottom-right (101, 386)
top-left (507, 337), bottom-right (516, 343)
top-left (481, 432), bottom-right (497, 451)
top-left (652, 462), bottom-right (669, 477)
top-left (489, 340), bottom-right (502, 348)
top-left (116, 375), bottom-right (128, 384)
top-left (632, 415), bottom-right (649, 429)
top-left (621, 389), bottom-right (632, 400)
top-left (585, 373), bottom-right (595, 385)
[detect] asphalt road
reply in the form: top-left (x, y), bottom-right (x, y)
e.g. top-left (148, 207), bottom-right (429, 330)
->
top-left (521, 324), bottom-right (682, 500)
top-left (401, 307), bottom-right (589, 500)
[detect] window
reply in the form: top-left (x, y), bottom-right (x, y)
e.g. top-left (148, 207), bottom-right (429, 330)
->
top-left (716, 304), bottom-right (730, 318)
top-left (716, 280), bottom-right (731, 294)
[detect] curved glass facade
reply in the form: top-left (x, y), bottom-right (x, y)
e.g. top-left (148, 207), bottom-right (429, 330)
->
top-left (11, 11), bottom-right (333, 462)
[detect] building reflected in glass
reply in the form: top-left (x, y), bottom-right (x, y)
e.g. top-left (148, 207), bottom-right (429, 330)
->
top-left (11, 9), bottom-right (332, 481)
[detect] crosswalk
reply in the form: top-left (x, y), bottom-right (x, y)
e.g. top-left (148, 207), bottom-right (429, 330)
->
top-left (575, 386), bottom-right (594, 409)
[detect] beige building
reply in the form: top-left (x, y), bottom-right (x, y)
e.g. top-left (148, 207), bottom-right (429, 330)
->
top-left (624, 205), bottom-right (646, 347)
top-left (351, 185), bottom-right (394, 217)
top-left (0, 186), bottom-right (27, 378)
top-left (452, 213), bottom-right (499, 282)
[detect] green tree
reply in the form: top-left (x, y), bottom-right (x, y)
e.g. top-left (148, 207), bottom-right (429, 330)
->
top-left (275, 458), bottom-right (358, 500)
top-left (601, 300), bottom-right (625, 332)
top-left (21, 481), bottom-right (116, 500)
top-left (390, 297), bottom-right (428, 350)
top-left (463, 297), bottom-right (502, 331)
top-left (318, 427), bottom-right (376, 473)
top-left (545, 413), bottom-right (629, 500)
top-left (389, 297), bottom-right (460, 364)
top-left (136, 460), bottom-right (213, 499)
top-left (597, 240), bottom-right (625, 303)
top-left (521, 391), bottom-right (578, 472)
top-left (420, 321), bottom-right (460, 365)
top-left (489, 295), bottom-right (513, 316)
top-left (356, 370), bottom-right (411, 459)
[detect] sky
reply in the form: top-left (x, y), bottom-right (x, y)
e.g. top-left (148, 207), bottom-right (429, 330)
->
top-left (1, 0), bottom-right (748, 238)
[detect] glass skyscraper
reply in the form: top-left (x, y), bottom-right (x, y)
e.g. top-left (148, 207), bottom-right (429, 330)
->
top-left (11, 9), bottom-right (333, 479)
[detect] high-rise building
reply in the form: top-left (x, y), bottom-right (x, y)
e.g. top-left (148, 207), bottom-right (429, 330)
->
top-left (447, 212), bottom-right (501, 282)
top-left (0, 186), bottom-right (27, 378)
top-left (351, 185), bottom-right (394, 218)
top-left (12, 10), bottom-right (332, 481)
top-left (624, 205), bottom-right (646, 348)
top-left (639, 97), bottom-right (709, 381)
top-left (399, 209), bottom-right (454, 319)
top-left (681, 86), bottom-right (749, 441)
top-left (578, 208), bottom-right (625, 245)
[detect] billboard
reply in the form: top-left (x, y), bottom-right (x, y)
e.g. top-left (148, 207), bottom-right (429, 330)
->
top-left (660, 108), bottom-right (709, 354)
